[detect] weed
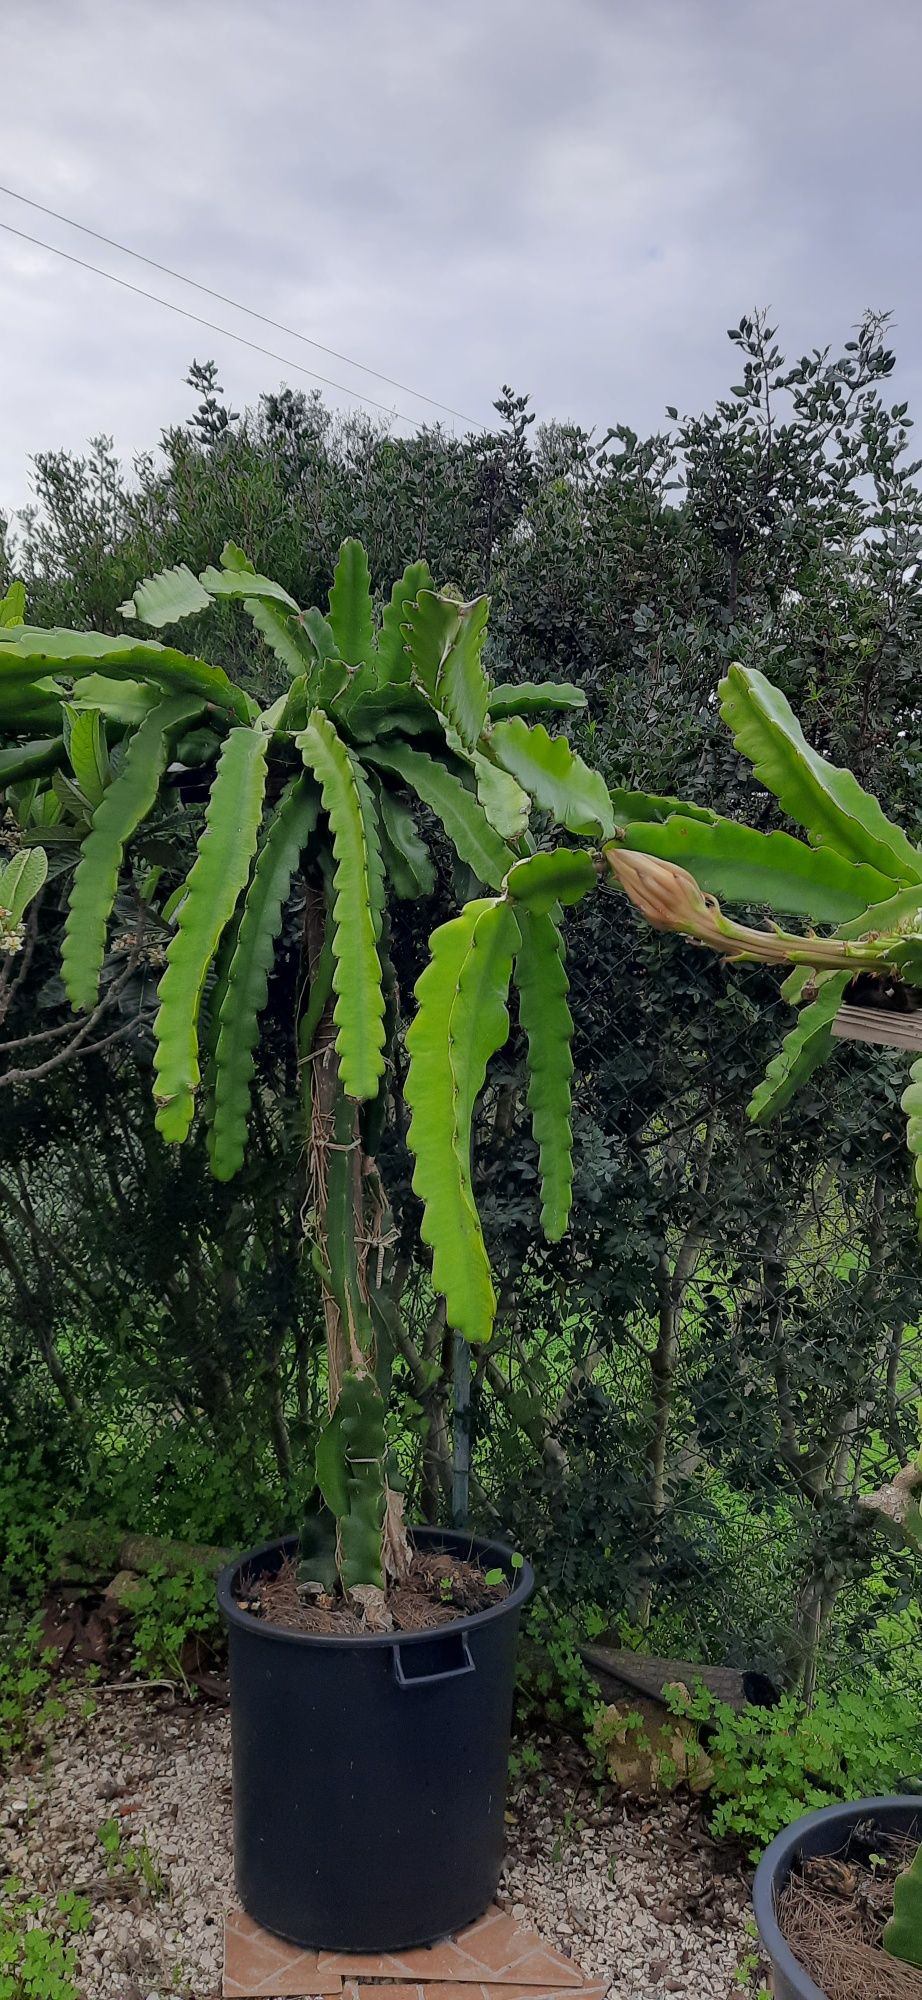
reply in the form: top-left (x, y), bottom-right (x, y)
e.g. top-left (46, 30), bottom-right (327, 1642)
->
top-left (96, 1819), bottom-right (166, 1901)
top-left (733, 1918), bottom-right (771, 1998)
top-left (128, 1565), bottom-right (221, 1691)
top-left (517, 1599), bottom-right (604, 1744)
top-left (0, 1879), bottom-right (92, 2000)
top-left (0, 1624), bottom-right (62, 1764)
top-left (666, 1682), bottom-right (922, 1858)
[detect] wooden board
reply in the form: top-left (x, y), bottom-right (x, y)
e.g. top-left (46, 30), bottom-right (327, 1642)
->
top-left (832, 1004), bottom-right (922, 1051)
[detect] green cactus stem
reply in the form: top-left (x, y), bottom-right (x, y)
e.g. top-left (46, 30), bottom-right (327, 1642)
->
top-left (885, 1838), bottom-right (922, 1970)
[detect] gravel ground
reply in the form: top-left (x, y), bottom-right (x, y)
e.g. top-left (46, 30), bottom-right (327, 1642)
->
top-left (501, 1743), bottom-right (756, 2000)
top-left (0, 1691), bottom-right (756, 2000)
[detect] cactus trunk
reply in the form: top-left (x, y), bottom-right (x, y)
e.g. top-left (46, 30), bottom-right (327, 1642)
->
top-left (301, 882), bottom-right (407, 1612)
top-left (885, 1840), bottom-right (922, 1969)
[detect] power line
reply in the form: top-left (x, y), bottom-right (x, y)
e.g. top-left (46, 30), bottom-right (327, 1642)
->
top-left (0, 181), bottom-right (477, 426)
top-left (0, 217), bottom-right (459, 428)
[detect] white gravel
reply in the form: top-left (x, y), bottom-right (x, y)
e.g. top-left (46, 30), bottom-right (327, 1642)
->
top-left (500, 1765), bottom-right (755, 2000)
top-left (1, 1690), bottom-right (231, 1997)
top-left (1, 1691), bottom-right (755, 1999)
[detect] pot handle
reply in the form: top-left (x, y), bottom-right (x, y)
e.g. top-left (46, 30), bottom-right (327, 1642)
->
top-left (392, 1632), bottom-right (475, 1689)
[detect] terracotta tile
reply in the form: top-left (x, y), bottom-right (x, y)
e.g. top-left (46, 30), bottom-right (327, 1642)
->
top-left (357, 1985), bottom-right (607, 2000)
top-left (319, 1906), bottom-right (585, 1987)
top-left (223, 1909), bottom-right (345, 1996)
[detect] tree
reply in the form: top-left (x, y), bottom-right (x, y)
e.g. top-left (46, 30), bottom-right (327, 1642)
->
top-left (5, 311), bottom-right (920, 1679)
top-left (0, 548), bottom-right (605, 1617)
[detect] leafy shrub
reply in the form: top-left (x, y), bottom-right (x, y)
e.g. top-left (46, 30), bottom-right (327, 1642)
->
top-left (0, 1882), bottom-right (91, 2000)
top-left (128, 1564), bottom-right (223, 1689)
top-left (0, 1624), bottom-right (63, 1764)
top-left (517, 1597), bottom-right (606, 1738)
top-left (668, 1682), bottom-right (922, 1857)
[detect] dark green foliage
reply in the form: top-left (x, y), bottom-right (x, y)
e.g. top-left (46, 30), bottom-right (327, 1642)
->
top-left (667, 1681), bottom-right (922, 1858)
top-left (3, 313), bottom-right (922, 1699)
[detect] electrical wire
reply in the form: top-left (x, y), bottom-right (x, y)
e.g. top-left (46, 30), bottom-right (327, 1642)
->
top-left (0, 216), bottom-right (477, 430)
top-left (0, 181), bottom-right (477, 425)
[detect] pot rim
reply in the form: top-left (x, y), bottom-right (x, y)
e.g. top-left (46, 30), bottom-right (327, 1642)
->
top-left (217, 1524), bottom-right (535, 1651)
top-left (752, 1794), bottom-right (922, 2000)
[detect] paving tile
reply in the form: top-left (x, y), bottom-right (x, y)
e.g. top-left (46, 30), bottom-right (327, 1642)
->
top-left (223, 1909), bottom-right (345, 1997)
top-left (356, 1984), bottom-right (607, 2000)
top-left (318, 1905), bottom-right (586, 1986)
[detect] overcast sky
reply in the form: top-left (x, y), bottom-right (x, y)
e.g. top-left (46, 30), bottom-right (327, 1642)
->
top-left (2, 0), bottom-right (920, 518)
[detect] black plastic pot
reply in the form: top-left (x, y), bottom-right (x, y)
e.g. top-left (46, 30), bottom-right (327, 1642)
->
top-left (752, 1795), bottom-right (921, 2000)
top-left (217, 1526), bottom-right (534, 1951)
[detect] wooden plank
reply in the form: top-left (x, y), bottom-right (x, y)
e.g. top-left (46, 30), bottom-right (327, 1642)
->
top-left (580, 1642), bottom-right (750, 1710)
top-left (832, 1005), bottom-right (922, 1051)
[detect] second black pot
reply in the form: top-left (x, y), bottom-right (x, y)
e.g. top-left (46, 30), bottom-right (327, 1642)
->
top-left (217, 1526), bottom-right (534, 1951)
top-left (752, 1795), bottom-right (922, 2000)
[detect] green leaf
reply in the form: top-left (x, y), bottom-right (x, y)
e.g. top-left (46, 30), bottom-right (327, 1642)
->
top-left (0, 846), bottom-right (47, 923)
top-left (472, 751), bottom-right (530, 840)
top-left (219, 541), bottom-right (256, 572)
top-left (52, 768), bottom-right (93, 822)
top-left (64, 705), bottom-right (109, 808)
top-left (504, 847), bottom-right (597, 913)
top-left (310, 658), bottom-right (351, 710)
top-left (62, 695), bottom-right (202, 1011)
top-left (376, 560), bottom-right (434, 683)
top-left (402, 591), bottom-right (491, 751)
top-left (68, 675), bottom-right (164, 726)
top-left (0, 629), bottom-right (249, 722)
top-left (434, 597), bottom-right (490, 751)
top-left (208, 778), bottom-right (319, 1179)
top-left (488, 680), bottom-right (587, 718)
top-left (780, 964), bottom-right (845, 1007)
top-left (902, 1058), bottom-right (922, 1235)
top-left (719, 663), bottom-right (922, 882)
top-left (0, 675), bottom-right (65, 732)
top-left (327, 539), bottom-right (375, 667)
top-left (616, 817), bottom-right (896, 921)
top-left (401, 589), bottom-right (461, 698)
top-left (118, 564), bottom-right (212, 627)
top-left (365, 740), bottom-right (515, 889)
top-left (346, 685), bottom-right (437, 740)
top-left (514, 906), bottom-right (574, 1239)
top-left (832, 882), bottom-right (922, 940)
top-left (0, 738), bottom-right (64, 785)
top-left (153, 727), bottom-right (269, 1142)
top-left (0, 581), bottom-right (26, 628)
top-left (198, 565), bottom-right (299, 610)
top-left (609, 787), bottom-right (718, 827)
top-left (244, 599), bottom-right (315, 679)
top-left (297, 711), bottom-right (386, 1099)
top-left (405, 897), bottom-right (519, 1342)
top-left (748, 973), bottom-right (850, 1123)
top-left (488, 718), bottom-right (615, 839)
top-left (301, 606), bottom-right (341, 664)
top-left (372, 779), bottom-right (436, 899)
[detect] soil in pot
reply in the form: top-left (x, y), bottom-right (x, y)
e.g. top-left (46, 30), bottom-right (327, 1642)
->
top-left (237, 1546), bottom-right (509, 1636)
top-left (778, 1817), bottom-right (922, 2000)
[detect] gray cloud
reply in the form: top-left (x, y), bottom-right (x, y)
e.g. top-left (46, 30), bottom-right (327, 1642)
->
top-left (2, 0), bottom-right (920, 516)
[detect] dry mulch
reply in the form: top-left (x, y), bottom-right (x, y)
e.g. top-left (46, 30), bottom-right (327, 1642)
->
top-left (779, 1836), bottom-right (922, 2000)
top-left (250, 1548), bottom-right (508, 1636)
